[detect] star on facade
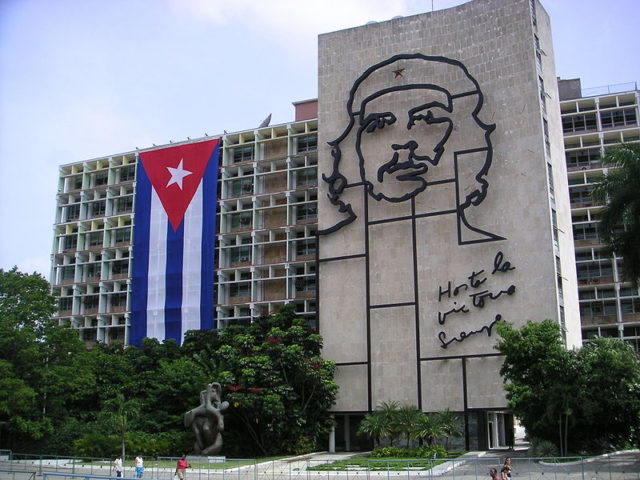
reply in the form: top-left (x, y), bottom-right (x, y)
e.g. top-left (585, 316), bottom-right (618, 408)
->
top-left (166, 159), bottom-right (192, 189)
top-left (393, 67), bottom-right (405, 78)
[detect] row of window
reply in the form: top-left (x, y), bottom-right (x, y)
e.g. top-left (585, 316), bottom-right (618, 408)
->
top-left (64, 166), bottom-right (135, 191)
top-left (562, 108), bottom-right (637, 133)
top-left (231, 135), bottom-right (318, 164)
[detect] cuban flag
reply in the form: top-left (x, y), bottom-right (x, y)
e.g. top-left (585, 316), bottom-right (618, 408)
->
top-left (130, 139), bottom-right (220, 346)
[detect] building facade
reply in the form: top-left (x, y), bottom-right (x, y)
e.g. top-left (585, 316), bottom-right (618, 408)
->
top-left (560, 78), bottom-right (640, 351)
top-left (50, 104), bottom-right (319, 344)
top-left (316, 0), bottom-right (579, 451)
top-left (52, 0), bottom-right (640, 451)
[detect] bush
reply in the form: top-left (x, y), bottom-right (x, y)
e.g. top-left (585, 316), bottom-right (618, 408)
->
top-left (371, 445), bottom-right (448, 458)
top-left (530, 439), bottom-right (559, 458)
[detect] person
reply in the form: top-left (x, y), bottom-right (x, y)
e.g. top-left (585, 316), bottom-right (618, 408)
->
top-left (501, 457), bottom-right (512, 480)
top-left (175, 455), bottom-right (191, 480)
top-left (490, 468), bottom-right (500, 480)
top-left (134, 454), bottom-right (144, 478)
top-left (113, 455), bottom-right (123, 478)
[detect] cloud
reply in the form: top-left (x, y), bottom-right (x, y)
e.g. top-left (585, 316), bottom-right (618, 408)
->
top-left (174, 0), bottom-right (416, 53)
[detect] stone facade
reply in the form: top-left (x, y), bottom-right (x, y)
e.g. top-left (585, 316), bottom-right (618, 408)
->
top-left (317, 0), bottom-right (579, 449)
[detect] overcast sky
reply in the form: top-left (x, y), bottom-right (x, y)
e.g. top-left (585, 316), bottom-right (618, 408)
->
top-left (1, 0), bottom-right (639, 278)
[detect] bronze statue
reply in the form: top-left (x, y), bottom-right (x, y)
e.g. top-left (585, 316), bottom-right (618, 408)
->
top-left (184, 382), bottom-right (229, 455)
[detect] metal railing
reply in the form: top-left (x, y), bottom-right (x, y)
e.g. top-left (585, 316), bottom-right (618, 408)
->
top-left (1, 452), bottom-right (639, 480)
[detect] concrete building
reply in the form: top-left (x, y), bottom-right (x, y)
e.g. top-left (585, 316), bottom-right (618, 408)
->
top-left (50, 0), bottom-right (593, 450)
top-left (559, 78), bottom-right (640, 350)
top-left (317, 0), bottom-right (579, 451)
top-left (50, 103), bottom-right (319, 344)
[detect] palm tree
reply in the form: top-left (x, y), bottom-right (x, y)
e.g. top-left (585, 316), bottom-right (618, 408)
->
top-left (413, 413), bottom-right (443, 446)
top-left (434, 409), bottom-right (462, 450)
top-left (99, 393), bottom-right (141, 461)
top-left (592, 143), bottom-right (640, 287)
top-left (394, 405), bottom-right (422, 447)
top-left (357, 411), bottom-right (392, 447)
top-left (377, 401), bottom-right (401, 446)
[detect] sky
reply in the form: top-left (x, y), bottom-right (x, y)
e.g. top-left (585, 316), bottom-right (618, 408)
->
top-left (1, 0), bottom-right (639, 278)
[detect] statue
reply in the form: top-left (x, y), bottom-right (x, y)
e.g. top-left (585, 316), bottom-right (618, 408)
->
top-left (184, 382), bottom-right (229, 455)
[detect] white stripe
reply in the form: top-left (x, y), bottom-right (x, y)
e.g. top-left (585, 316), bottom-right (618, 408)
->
top-left (182, 183), bottom-right (204, 334)
top-left (146, 189), bottom-right (167, 341)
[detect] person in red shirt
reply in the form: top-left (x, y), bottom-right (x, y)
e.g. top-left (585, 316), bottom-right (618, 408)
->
top-left (175, 455), bottom-right (191, 480)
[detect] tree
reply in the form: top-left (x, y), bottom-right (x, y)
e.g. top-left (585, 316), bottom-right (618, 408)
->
top-left (413, 413), bottom-right (443, 447)
top-left (99, 392), bottom-right (141, 460)
top-left (496, 319), bottom-right (640, 453)
top-left (182, 305), bottom-right (337, 456)
top-left (592, 143), bottom-right (640, 286)
top-left (0, 268), bottom-right (57, 447)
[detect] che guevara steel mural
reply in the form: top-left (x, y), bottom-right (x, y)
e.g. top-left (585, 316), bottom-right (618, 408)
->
top-left (319, 53), bottom-right (517, 350)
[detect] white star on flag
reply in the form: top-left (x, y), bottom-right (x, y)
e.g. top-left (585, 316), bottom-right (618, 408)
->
top-left (166, 159), bottom-right (192, 189)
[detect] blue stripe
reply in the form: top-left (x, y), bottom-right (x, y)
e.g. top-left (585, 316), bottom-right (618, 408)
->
top-left (200, 144), bottom-right (220, 330)
top-left (130, 163), bottom-right (152, 346)
top-left (164, 220), bottom-right (185, 342)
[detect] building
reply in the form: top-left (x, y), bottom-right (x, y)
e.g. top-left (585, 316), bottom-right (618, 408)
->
top-left (316, 0), bottom-right (579, 451)
top-left (559, 78), bottom-right (640, 351)
top-left (50, 102), bottom-right (319, 344)
top-left (50, 0), bottom-right (592, 450)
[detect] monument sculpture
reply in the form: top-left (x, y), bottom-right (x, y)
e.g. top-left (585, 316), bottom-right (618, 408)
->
top-left (184, 383), bottom-right (229, 455)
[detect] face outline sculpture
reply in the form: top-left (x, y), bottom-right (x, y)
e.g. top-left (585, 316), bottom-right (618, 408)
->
top-left (321, 53), bottom-right (499, 241)
top-left (355, 85), bottom-right (455, 203)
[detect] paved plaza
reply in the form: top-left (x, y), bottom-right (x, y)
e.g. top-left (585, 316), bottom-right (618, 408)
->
top-left (2, 450), bottom-right (638, 480)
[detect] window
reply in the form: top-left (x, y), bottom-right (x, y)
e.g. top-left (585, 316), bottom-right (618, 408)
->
top-left (71, 176), bottom-right (83, 190)
top-left (83, 295), bottom-right (99, 309)
top-left (116, 196), bottom-right (133, 213)
top-left (114, 228), bottom-right (131, 244)
top-left (297, 135), bottom-right (317, 153)
top-left (58, 297), bottom-right (73, 311)
top-left (547, 163), bottom-right (554, 198)
top-left (229, 282), bottom-right (250, 298)
top-left (119, 165), bottom-right (135, 182)
top-left (110, 292), bottom-right (128, 307)
top-left (534, 35), bottom-right (542, 71)
top-left (63, 235), bottom-right (78, 251)
top-left (295, 277), bottom-right (316, 292)
top-left (569, 185), bottom-right (593, 205)
top-left (576, 259), bottom-right (612, 280)
top-left (61, 266), bottom-right (75, 281)
top-left (65, 204), bottom-right (80, 221)
top-left (88, 231), bottom-right (102, 247)
top-left (230, 246), bottom-right (251, 263)
top-left (296, 203), bottom-right (317, 222)
top-left (230, 177), bottom-right (253, 196)
top-left (94, 171), bottom-right (108, 186)
top-left (538, 76), bottom-right (546, 113)
top-left (566, 149), bottom-right (601, 169)
top-left (543, 119), bottom-right (550, 155)
top-left (297, 168), bottom-right (317, 187)
top-left (296, 238), bottom-right (316, 257)
top-left (562, 113), bottom-right (597, 133)
top-left (86, 263), bottom-right (100, 278)
top-left (231, 212), bottom-right (252, 230)
top-left (600, 108), bottom-right (637, 129)
top-left (90, 201), bottom-right (106, 217)
top-left (112, 260), bottom-right (129, 276)
top-left (233, 145), bottom-right (254, 163)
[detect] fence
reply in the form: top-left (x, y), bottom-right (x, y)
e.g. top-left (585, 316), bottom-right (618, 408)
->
top-left (1, 452), bottom-right (639, 480)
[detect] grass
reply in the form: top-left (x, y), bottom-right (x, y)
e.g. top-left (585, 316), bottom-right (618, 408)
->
top-left (308, 453), bottom-right (462, 471)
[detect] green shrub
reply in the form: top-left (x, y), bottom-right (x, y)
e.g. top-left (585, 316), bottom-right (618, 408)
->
top-left (371, 445), bottom-right (448, 458)
top-left (415, 445), bottom-right (447, 458)
top-left (531, 439), bottom-right (559, 458)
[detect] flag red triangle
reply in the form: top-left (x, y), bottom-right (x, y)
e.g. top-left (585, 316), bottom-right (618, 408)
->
top-left (140, 139), bottom-right (219, 231)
